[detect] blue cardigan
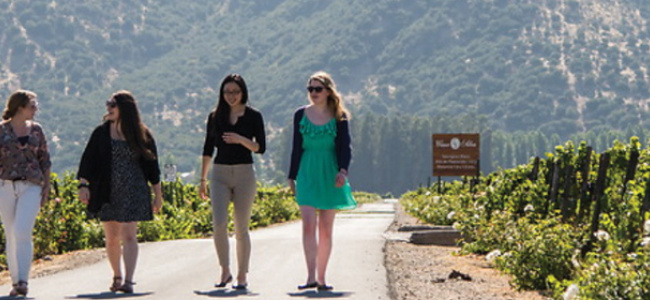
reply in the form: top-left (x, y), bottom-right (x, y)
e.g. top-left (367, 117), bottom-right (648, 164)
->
top-left (287, 106), bottom-right (351, 180)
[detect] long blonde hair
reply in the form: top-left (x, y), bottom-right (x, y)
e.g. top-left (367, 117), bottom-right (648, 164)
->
top-left (308, 71), bottom-right (350, 121)
top-left (2, 90), bottom-right (37, 120)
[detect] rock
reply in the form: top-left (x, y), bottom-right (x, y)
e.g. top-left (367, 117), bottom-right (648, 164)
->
top-left (409, 229), bottom-right (462, 246)
top-left (448, 270), bottom-right (472, 281)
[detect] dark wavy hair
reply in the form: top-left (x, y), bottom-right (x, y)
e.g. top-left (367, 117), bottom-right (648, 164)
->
top-left (107, 90), bottom-right (155, 160)
top-left (3, 90), bottom-right (37, 120)
top-left (213, 74), bottom-right (249, 127)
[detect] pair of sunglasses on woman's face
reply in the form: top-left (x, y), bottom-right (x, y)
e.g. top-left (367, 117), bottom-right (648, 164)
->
top-left (105, 99), bottom-right (117, 108)
top-left (307, 86), bottom-right (326, 93)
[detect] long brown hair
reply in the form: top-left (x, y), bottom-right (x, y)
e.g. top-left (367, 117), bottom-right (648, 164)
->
top-left (2, 90), bottom-right (37, 120)
top-left (308, 71), bottom-right (350, 121)
top-left (108, 90), bottom-right (155, 160)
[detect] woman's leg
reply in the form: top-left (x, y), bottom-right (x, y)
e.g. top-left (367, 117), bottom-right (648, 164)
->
top-left (102, 221), bottom-right (122, 279)
top-left (12, 183), bottom-right (41, 283)
top-left (120, 222), bottom-right (139, 283)
top-left (210, 166), bottom-right (232, 282)
top-left (300, 206), bottom-right (318, 284)
top-left (316, 209), bottom-right (336, 285)
top-left (231, 165), bottom-right (256, 284)
top-left (0, 182), bottom-right (19, 284)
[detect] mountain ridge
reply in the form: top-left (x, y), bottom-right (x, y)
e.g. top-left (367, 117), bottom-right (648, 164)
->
top-left (1, 0), bottom-right (649, 184)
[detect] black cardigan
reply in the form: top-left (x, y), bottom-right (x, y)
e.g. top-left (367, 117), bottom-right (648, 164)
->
top-left (77, 121), bottom-right (161, 214)
top-left (287, 106), bottom-right (351, 180)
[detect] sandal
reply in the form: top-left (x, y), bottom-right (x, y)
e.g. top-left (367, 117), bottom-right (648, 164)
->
top-left (110, 276), bottom-right (122, 292)
top-left (9, 280), bottom-right (28, 296)
top-left (317, 284), bottom-right (333, 291)
top-left (298, 282), bottom-right (318, 290)
top-left (118, 280), bottom-right (135, 294)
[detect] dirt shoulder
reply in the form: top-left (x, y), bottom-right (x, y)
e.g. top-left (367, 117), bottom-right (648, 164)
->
top-left (384, 203), bottom-right (550, 300)
top-left (0, 248), bottom-right (105, 286)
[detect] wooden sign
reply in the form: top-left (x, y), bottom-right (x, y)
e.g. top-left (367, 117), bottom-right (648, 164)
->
top-left (432, 134), bottom-right (480, 177)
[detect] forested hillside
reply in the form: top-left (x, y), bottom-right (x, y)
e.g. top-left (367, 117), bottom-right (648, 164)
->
top-left (2, 0), bottom-right (650, 194)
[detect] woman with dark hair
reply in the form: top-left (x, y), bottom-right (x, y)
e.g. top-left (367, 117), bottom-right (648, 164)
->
top-left (0, 90), bottom-right (51, 297)
top-left (288, 71), bottom-right (356, 291)
top-left (77, 90), bottom-right (162, 294)
top-left (199, 74), bottom-right (266, 290)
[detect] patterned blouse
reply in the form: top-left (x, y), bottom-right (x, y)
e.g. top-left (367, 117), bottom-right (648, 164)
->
top-left (0, 121), bottom-right (51, 185)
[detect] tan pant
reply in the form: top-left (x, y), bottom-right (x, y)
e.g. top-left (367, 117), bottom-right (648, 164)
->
top-left (210, 164), bottom-right (256, 274)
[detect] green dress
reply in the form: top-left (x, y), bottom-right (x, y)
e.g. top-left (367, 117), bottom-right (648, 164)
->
top-left (295, 115), bottom-right (356, 210)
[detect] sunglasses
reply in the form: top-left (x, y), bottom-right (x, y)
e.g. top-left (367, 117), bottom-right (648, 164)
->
top-left (223, 90), bottom-right (242, 96)
top-left (307, 86), bottom-right (325, 93)
top-left (105, 99), bottom-right (117, 108)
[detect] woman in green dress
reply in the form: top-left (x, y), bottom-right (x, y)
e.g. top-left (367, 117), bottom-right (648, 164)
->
top-left (288, 71), bottom-right (356, 291)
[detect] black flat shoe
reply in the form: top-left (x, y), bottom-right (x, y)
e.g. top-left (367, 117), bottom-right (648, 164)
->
top-left (215, 275), bottom-right (232, 288)
top-left (317, 284), bottom-right (333, 291)
top-left (298, 282), bottom-right (318, 290)
top-left (232, 283), bottom-right (248, 290)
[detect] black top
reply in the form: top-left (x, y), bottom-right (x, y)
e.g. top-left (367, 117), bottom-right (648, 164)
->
top-left (77, 121), bottom-right (161, 215)
top-left (287, 106), bottom-right (352, 180)
top-left (202, 106), bottom-right (266, 164)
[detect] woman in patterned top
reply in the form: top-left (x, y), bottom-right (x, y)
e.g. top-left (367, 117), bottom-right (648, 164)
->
top-left (77, 90), bottom-right (162, 294)
top-left (0, 90), bottom-right (51, 297)
top-left (288, 71), bottom-right (356, 291)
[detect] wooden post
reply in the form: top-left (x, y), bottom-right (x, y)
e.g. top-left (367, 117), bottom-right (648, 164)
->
top-left (529, 157), bottom-right (540, 181)
top-left (624, 149), bottom-right (639, 245)
top-left (621, 149), bottom-right (639, 197)
top-left (561, 164), bottom-right (574, 222)
top-left (549, 160), bottom-right (561, 213)
top-left (471, 159), bottom-right (480, 195)
top-left (641, 179), bottom-right (650, 233)
top-left (583, 153), bottom-right (610, 257)
top-left (544, 161), bottom-right (555, 217)
top-left (577, 147), bottom-right (592, 225)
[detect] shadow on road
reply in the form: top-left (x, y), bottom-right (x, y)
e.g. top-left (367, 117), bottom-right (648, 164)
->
top-left (194, 289), bottom-right (260, 297)
top-left (64, 291), bottom-right (154, 299)
top-left (287, 290), bottom-right (353, 298)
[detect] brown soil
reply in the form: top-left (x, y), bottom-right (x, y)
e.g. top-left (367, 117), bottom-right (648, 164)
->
top-left (0, 248), bottom-right (105, 286)
top-left (384, 203), bottom-right (551, 300)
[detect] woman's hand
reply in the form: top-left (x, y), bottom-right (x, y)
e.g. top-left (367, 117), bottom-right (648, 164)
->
top-left (222, 132), bottom-right (243, 144)
top-left (153, 195), bottom-right (163, 214)
top-left (78, 187), bottom-right (90, 205)
top-left (199, 180), bottom-right (209, 199)
top-left (40, 185), bottom-right (51, 207)
top-left (335, 169), bottom-right (347, 188)
top-left (288, 179), bottom-right (296, 195)
top-left (151, 183), bottom-right (163, 214)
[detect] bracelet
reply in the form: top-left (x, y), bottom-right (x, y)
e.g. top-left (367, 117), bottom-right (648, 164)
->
top-left (200, 178), bottom-right (207, 182)
top-left (78, 182), bottom-right (90, 189)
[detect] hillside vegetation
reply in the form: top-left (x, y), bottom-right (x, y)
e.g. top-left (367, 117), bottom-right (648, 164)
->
top-left (2, 0), bottom-right (650, 194)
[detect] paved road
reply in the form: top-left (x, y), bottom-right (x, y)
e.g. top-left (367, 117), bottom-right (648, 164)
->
top-left (0, 200), bottom-right (395, 299)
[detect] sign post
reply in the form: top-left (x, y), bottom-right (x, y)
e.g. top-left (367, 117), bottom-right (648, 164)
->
top-left (163, 164), bottom-right (177, 183)
top-left (432, 134), bottom-right (480, 193)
